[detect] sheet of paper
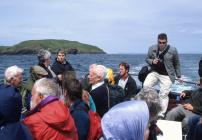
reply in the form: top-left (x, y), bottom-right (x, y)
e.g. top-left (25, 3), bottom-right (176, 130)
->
top-left (157, 120), bottom-right (182, 140)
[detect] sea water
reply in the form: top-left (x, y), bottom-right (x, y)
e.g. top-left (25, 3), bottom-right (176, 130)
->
top-left (0, 54), bottom-right (201, 93)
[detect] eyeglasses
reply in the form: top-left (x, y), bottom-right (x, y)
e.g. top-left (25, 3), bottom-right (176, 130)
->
top-left (158, 41), bottom-right (167, 44)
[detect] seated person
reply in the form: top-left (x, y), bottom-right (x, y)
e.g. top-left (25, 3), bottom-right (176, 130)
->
top-left (101, 87), bottom-right (161, 140)
top-left (114, 62), bottom-right (137, 100)
top-left (62, 70), bottom-right (96, 112)
top-left (166, 78), bottom-right (202, 134)
top-left (4, 65), bottom-right (31, 112)
top-left (88, 64), bottom-right (108, 117)
top-left (51, 49), bottom-right (74, 76)
top-left (187, 115), bottom-right (201, 140)
top-left (0, 84), bottom-right (32, 140)
top-left (63, 79), bottom-right (90, 140)
top-left (23, 78), bottom-right (78, 140)
top-left (102, 100), bottom-right (149, 140)
top-left (26, 65), bottom-right (48, 92)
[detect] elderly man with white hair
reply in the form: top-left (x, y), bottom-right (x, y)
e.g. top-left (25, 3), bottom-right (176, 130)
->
top-left (23, 78), bottom-right (78, 140)
top-left (88, 64), bottom-right (109, 117)
top-left (4, 65), bottom-right (31, 112)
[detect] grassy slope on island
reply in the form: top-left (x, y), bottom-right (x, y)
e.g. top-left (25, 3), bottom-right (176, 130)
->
top-left (0, 39), bottom-right (105, 54)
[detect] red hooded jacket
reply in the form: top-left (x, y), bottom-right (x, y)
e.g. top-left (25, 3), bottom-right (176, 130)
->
top-left (23, 99), bottom-right (78, 140)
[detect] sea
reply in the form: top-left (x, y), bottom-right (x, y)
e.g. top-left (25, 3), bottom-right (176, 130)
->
top-left (0, 54), bottom-right (201, 93)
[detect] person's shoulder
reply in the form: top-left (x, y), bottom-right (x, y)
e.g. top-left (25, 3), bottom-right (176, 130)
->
top-left (52, 59), bottom-right (59, 66)
top-left (128, 75), bottom-right (136, 83)
top-left (149, 44), bottom-right (158, 49)
top-left (114, 74), bottom-right (120, 81)
top-left (148, 44), bottom-right (158, 52)
top-left (128, 74), bottom-right (135, 80)
top-left (168, 45), bottom-right (177, 50)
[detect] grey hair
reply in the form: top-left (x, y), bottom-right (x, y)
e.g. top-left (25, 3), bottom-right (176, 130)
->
top-left (34, 78), bottom-right (61, 98)
top-left (134, 87), bottom-right (161, 120)
top-left (93, 64), bottom-right (107, 80)
top-left (37, 49), bottom-right (51, 64)
top-left (4, 65), bottom-right (24, 82)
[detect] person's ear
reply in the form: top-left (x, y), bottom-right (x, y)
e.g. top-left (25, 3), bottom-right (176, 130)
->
top-left (39, 94), bottom-right (44, 99)
top-left (63, 90), bottom-right (68, 97)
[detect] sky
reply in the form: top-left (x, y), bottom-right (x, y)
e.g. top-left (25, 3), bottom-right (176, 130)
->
top-left (0, 0), bottom-right (202, 54)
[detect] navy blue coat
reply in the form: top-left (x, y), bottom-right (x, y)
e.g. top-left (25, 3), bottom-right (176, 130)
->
top-left (0, 84), bottom-right (32, 140)
top-left (70, 99), bottom-right (90, 140)
top-left (90, 84), bottom-right (108, 117)
top-left (114, 74), bottom-right (137, 100)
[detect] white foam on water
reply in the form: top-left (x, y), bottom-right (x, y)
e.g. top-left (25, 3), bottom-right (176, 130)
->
top-left (130, 67), bottom-right (197, 94)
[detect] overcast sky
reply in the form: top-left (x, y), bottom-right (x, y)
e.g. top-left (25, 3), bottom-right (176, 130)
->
top-left (0, 0), bottom-right (202, 54)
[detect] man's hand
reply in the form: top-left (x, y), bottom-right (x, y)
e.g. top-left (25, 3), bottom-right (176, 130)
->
top-left (152, 58), bottom-right (159, 65)
top-left (180, 92), bottom-right (186, 98)
top-left (57, 74), bottom-right (63, 81)
top-left (183, 103), bottom-right (193, 111)
top-left (176, 77), bottom-right (183, 83)
top-left (199, 117), bottom-right (202, 124)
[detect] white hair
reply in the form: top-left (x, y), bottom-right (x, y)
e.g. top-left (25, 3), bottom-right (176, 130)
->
top-left (91, 64), bottom-right (107, 79)
top-left (37, 49), bottom-right (51, 64)
top-left (34, 78), bottom-right (61, 98)
top-left (4, 65), bottom-right (24, 82)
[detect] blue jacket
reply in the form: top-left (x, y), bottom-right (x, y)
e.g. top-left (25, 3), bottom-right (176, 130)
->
top-left (70, 99), bottom-right (90, 140)
top-left (0, 84), bottom-right (32, 140)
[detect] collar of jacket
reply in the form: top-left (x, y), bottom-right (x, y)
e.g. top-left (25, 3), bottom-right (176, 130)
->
top-left (55, 58), bottom-right (67, 64)
top-left (25, 96), bottom-right (58, 117)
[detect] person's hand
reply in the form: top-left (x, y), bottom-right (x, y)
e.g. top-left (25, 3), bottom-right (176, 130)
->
top-left (57, 74), bottom-right (63, 81)
top-left (197, 80), bottom-right (200, 86)
top-left (180, 92), bottom-right (186, 98)
top-left (183, 103), bottom-right (193, 111)
top-left (199, 117), bottom-right (202, 124)
top-left (176, 77), bottom-right (183, 83)
top-left (152, 58), bottom-right (159, 65)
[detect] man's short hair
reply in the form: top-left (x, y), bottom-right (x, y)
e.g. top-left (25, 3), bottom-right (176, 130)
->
top-left (34, 78), bottom-right (61, 98)
top-left (57, 49), bottom-right (66, 56)
top-left (37, 49), bottom-right (51, 64)
top-left (158, 33), bottom-right (167, 40)
top-left (4, 65), bottom-right (24, 82)
top-left (134, 87), bottom-right (161, 120)
top-left (119, 62), bottom-right (130, 72)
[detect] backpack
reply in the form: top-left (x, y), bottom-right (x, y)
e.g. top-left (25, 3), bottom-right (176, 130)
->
top-left (87, 111), bottom-right (102, 140)
top-left (138, 65), bottom-right (152, 83)
top-left (106, 84), bottom-right (125, 108)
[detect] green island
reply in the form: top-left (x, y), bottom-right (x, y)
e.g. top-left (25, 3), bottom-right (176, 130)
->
top-left (0, 39), bottom-right (105, 54)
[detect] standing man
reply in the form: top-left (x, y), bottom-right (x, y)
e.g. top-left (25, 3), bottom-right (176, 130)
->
top-left (143, 33), bottom-right (181, 118)
top-left (52, 49), bottom-right (74, 77)
top-left (114, 62), bottom-right (137, 100)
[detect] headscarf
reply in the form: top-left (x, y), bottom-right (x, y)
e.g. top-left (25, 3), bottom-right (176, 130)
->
top-left (101, 100), bottom-right (149, 140)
